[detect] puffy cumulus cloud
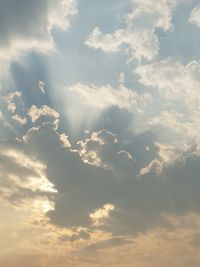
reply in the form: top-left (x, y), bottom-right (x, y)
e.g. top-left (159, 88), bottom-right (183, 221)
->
top-left (135, 59), bottom-right (200, 104)
top-left (85, 27), bottom-right (124, 53)
top-left (0, 0), bottom-right (77, 62)
top-left (47, 0), bottom-right (77, 30)
top-left (28, 105), bottom-right (59, 123)
top-left (85, 0), bottom-right (179, 61)
top-left (58, 133), bottom-right (71, 149)
top-left (1, 90), bottom-right (28, 126)
top-left (90, 204), bottom-right (114, 226)
top-left (3, 91), bottom-right (22, 113)
top-left (135, 59), bottom-right (200, 163)
top-left (189, 5), bottom-right (200, 28)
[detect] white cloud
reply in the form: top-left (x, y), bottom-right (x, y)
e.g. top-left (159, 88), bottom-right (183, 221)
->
top-left (77, 129), bottom-right (118, 167)
top-left (38, 81), bottom-right (45, 94)
top-left (59, 133), bottom-right (71, 149)
top-left (85, 0), bottom-right (179, 61)
top-left (11, 115), bottom-right (27, 125)
top-left (135, 59), bottom-right (200, 105)
top-left (135, 59), bottom-right (200, 162)
top-left (76, 129), bottom-right (137, 185)
top-left (189, 5), bottom-right (200, 28)
top-left (139, 159), bottom-right (163, 176)
top-left (28, 105), bottom-right (59, 123)
top-left (85, 27), bottom-right (123, 53)
top-left (3, 91), bottom-right (22, 113)
top-left (47, 0), bottom-right (77, 31)
top-left (90, 204), bottom-right (114, 226)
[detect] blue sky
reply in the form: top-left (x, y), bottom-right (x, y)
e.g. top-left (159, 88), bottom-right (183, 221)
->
top-left (1, 1), bottom-right (200, 266)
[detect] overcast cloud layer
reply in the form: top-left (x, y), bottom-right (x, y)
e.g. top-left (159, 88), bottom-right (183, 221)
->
top-left (1, 1), bottom-right (200, 266)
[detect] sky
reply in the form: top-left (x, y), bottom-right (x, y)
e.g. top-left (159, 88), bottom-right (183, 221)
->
top-left (1, 0), bottom-right (200, 266)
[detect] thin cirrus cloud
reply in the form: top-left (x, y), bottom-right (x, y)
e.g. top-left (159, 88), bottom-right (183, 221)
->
top-left (1, 0), bottom-right (200, 267)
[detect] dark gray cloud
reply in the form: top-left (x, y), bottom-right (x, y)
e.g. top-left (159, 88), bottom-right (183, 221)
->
top-left (20, 122), bottom-right (200, 236)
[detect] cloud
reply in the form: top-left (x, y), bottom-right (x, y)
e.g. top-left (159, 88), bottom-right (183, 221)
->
top-left (77, 129), bottom-right (136, 179)
top-left (38, 80), bottom-right (46, 94)
top-left (18, 122), bottom-right (200, 238)
top-left (2, 101), bottom-right (200, 267)
top-left (69, 83), bottom-right (150, 111)
top-left (11, 114), bottom-right (27, 125)
top-left (135, 59), bottom-right (200, 162)
top-left (85, 0), bottom-right (179, 61)
top-left (2, 213), bottom-right (200, 267)
top-left (0, 148), bottom-right (56, 207)
top-left (135, 59), bottom-right (200, 103)
top-left (77, 129), bottom-right (118, 167)
top-left (28, 105), bottom-right (59, 123)
top-left (23, 124), bottom-right (117, 227)
top-left (0, 0), bottom-right (77, 62)
top-left (90, 204), bottom-right (115, 226)
top-left (58, 133), bottom-right (71, 149)
top-left (3, 91), bottom-right (22, 113)
top-left (63, 82), bottom-right (151, 133)
top-left (1, 2), bottom-right (200, 266)
top-left (67, 229), bottom-right (90, 242)
top-left (78, 212), bottom-right (200, 267)
top-left (189, 5), bottom-right (200, 28)
top-left (139, 159), bottom-right (163, 176)
top-left (85, 27), bottom-right (123, 53)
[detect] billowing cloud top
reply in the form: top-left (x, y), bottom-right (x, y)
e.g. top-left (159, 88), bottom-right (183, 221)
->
top-left (1, 1), bottom-right (200, 267)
